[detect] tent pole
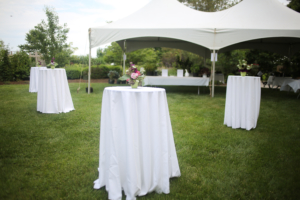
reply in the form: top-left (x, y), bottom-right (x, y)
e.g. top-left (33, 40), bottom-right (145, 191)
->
top-left (123, 52), bottom-right (126, 75)
top-left (212, 49), bottom-right (216, 98)
top-left (88, 28), bottom-right (91, 94)
top-left (123, 40), bottom-right (126, 75)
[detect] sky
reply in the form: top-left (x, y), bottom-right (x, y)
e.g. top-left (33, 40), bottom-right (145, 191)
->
top-left (0, 0), bottom-right (290, 58)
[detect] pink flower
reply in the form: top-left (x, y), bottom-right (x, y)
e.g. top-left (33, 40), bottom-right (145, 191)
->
top-left (131, 73), bottom-right (139, 79)
top-left (137, 71), bottom-right (141, 75)
top-left (126, 79), bottom-right (129, 82)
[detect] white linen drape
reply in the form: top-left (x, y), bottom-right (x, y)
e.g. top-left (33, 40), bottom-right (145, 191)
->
top-left (94, 87), bottom-right (180, 200)
top-left (224, 76), bottom-right (261, 131)
top-left (29, 67), bottom-right (47, 92)
top-left (37, 69), bottom-right (74, 114)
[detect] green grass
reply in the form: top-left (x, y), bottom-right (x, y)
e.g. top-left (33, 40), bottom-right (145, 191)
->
top-left (0, 84), bottom-right (299, 200)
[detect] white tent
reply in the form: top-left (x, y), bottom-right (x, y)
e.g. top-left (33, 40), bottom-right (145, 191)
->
top-left (88, 0), bottom-right (300, 96)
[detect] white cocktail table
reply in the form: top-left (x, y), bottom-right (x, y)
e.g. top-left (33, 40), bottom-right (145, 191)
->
top-left (94, 86), bottom-right (181, 200)
top-left (224, 76), bottom-right (261, 130)
top-left (29, 67), bottom-right (47, 92)
top-left (37, 68), bottom-right (74, 114)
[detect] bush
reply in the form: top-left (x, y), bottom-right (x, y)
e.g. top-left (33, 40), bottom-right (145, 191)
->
top-left (66, 68), bottom-right (81, 79)
top-left (10, 51), bottom-right (31, 80)
top-left (108, 65), bottom-right (122, 75)
top-left (107, 70), bottom-right (119, 79)
top-left (0, 49), bottom-right (12, 81)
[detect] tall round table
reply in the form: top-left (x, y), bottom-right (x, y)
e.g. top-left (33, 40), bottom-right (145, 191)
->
top-left (29, 67), bottom-right (47, 92)
top-left (37, 68), bottom-right (75, 114)
top-left (224, 76), bottom-right (261, 131)
top-left (93, 86), bottom-right (181, 200)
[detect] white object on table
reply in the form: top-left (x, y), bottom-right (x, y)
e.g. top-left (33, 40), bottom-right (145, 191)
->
top-left (29, 67), bottom-right (47, 92)
top-left (162, 69), bottom-right (168, 77)
top-left (93, 86), bottom-right (181, 200)
top-left (177, 69), bottom-right (183, 77)
top-left (185, 69), bottom-right (189, 77)
top-left (280, 79), bottom-right (300, 93)
top-left (37, 68), bottom-right (75, 114)
top-left (224, 76), bottom-right (261, 131)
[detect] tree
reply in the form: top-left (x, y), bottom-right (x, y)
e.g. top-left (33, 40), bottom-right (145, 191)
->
top-left (288, 0), bottom-right (300, 13)
top-left (177, 0), bottom-right (241, 12)
top-left (103, 42), bottom-right (123, 65)
top-left (19, 6), bottom-right (74, 66)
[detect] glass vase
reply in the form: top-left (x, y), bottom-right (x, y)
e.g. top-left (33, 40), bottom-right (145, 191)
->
top-left (240, 72), bottom-right (246, 76)
top-left (131, 80), bottom-right (139, 89)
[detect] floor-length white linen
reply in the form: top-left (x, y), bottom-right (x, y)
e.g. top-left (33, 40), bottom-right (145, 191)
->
top-left (94, 87), bottom-right (181, 200)
top-left (280, 79), bottom-right (296, 92)
top-left (224, 76), bottom-right (261, 131)
top-left (37, 69), bottom-right (74, 114)
top-left (144, 76), bottom-right (210, 86)
top-left (29, 67), bottom-right (47, 92)
top-left (267, 76), bottom-right (292, 88)
top-left (287, 80), bottom-right (300, 93)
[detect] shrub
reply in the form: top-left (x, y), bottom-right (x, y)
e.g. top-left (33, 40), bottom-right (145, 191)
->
top-left (66, 68), bottom-right (81, 79)
top-left (10, 51), bottom-right (31, 80)
top-left (0, 49), bottom-right (12, 81)
top-left (108, 65), bottom-right (122, 75)
top-left (107, 70), bottom-right (119, 79)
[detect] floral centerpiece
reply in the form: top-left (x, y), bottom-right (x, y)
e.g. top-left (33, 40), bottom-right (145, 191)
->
top-left (37, 60), bottom-right (42, 67)
top-left (119, 62), bottom-right (145, 89)
top-left (47, 58), bottom-right (58, 69)
top-left (237, 60), bottom-right (253, 76)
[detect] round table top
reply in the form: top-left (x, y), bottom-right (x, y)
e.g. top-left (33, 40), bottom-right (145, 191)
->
top-left (104, 86), bottom-right (165, 93)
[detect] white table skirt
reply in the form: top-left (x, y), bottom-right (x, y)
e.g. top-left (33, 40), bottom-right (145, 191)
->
top-left (37, 69), bottom-right (75, 114)
top-left (29, 67), bottom-right (47, 92)
top-left (144, 76), bottom-right (210, 86)
top-left (267, 76), bottom-right (292, 88)
top-left (94, 87), bottom-right (181, 200)
top-left (224, 76), bottom-right (261, 131)
top-left (280, 79), bottom-right (300, 93)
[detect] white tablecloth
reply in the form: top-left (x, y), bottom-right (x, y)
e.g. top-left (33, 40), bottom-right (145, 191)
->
top-left (29, 67), bottom-right (47, 92)
top-left (37, 69), bottom-right (75, 114)
top-left (144, 76), bottom-right (210, 86)
top-left (224, 76), bottom-right (261, 131)
top-left (267, 76), bottom-right (292, 88)
top-left (94, 87), bottom-right (181, 200)
top-left (280, 79), bottom-right (300, 93)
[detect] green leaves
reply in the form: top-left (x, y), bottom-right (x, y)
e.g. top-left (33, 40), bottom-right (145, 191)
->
top-left (19, 6), bottom-right (73, 65)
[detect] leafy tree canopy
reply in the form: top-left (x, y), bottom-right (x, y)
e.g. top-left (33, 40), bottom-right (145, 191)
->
top-left (288, 0), bottom-right (300, 13)
top-left (19, 6), bottom-right (75, 66)
top-left (177, 0), bottom-right (241, 12)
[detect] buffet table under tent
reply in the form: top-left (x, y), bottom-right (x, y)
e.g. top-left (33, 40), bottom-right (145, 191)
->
top-left (144, 76), bottom-right (210, 95)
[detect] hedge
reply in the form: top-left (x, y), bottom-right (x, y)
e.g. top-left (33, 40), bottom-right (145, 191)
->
top-left (65, 64), bottom-right (122, 79)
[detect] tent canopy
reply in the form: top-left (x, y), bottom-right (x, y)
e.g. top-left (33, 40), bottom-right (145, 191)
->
top-left (88, 0), bottom-right (300, 96)
top-left (90, 0), bottom-right (300, 56)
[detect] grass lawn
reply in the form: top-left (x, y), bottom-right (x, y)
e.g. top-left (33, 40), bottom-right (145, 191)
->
top-left (0, 83), bottom-right (299, 199)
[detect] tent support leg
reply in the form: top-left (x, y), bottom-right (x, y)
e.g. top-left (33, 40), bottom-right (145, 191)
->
top-left (88, 29), bottom-right (91, 94)
top-left (198, 86), bottom-right (200, 95)
top-left (212, 50), bottom-right (215, 98)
